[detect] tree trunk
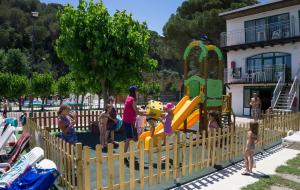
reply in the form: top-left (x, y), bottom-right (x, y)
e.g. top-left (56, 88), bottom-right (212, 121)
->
top-left (30, 96), bottom-right (34, 117)
top-left (101, 79), bottom-right (109, 107)
top-left (41, 98), bottom-right (45, 111)
top-left (60, 96), bottom-right (63, 105)
top-left (18, 98), bottom-right (22, 111)
top-left (80, 94), bottom-right (85, 110)
top-left (76, 95), bottom-right (79, 104)
top-left (97, 93), bottom-right (101, 109)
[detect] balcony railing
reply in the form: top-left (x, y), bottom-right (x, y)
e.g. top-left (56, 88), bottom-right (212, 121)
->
top-left (224, 65), bottom-right (287, 84)
top-left (221, 18), bottom-right (300, 47)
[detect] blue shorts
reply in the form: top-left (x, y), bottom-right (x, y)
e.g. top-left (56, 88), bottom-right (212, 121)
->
top-left (123, 122), bottom-right (135, 139)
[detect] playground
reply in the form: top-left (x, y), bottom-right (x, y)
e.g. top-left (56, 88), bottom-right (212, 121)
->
top-left (21, 41), bottom-right (300, 190)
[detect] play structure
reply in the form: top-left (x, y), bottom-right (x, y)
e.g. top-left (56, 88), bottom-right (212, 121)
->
top-left (140, 40), bottom-right (233, 150)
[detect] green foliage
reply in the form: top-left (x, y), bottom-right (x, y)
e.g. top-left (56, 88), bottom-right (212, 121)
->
top-left (140, 83), bottom-right (160, 95)
top-left (8, 74), bottom-right (29, 99)
top-left (2, 49), bottom-right (29, 75)
top-left (31, 72), bottom-right (53, 98)
top-left (0, 73), bottom-right (29, 100)
top-left (0, 72), bottom-right (12, 98)
top-left (0, 0), bottom-right (66, 76)
top-left (56, 74), bottom-right (73, 98)
top-left (55, 0), bottom-right (157, 103)
top-left (163, 0), bottom-right (257, 59)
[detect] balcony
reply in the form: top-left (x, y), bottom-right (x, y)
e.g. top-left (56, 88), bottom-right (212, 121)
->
top-left (224, 65), bottom-right (289, 84)
top-left (221, 18), bottom-right (300, 50)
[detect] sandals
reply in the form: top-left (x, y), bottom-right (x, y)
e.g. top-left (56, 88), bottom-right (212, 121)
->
top-left (241, 171), bottom-right (251, 175)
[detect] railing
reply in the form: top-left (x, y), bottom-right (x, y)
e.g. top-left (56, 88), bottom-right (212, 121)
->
top-left (221, 18), bottom-right (300, 47)
top-left (271, 76), bottom-right (285, 108)
top-left (288, 68), bottom-right (300, 109)
top-left (24, 112), bottom-right (300, 190)
top-left (225, 65), bottom-right (286, 84)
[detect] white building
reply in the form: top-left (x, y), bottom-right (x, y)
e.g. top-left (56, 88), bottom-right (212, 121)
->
top-left (219, 0), bottom-right (300, 116)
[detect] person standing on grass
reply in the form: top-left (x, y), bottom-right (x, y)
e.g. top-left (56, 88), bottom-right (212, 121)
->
top-left (250, 93), bottom-right (261, 121)
top-left (242, 122), bottom-right (258, 175)
top-left (57, 104), bottom-right (78, 144)
top-left (122, 86), bottom-right (147, 165)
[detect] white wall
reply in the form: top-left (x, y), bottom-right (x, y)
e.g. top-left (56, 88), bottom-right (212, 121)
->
top-left (227, 84), bottom-right (244, 116)
top-left (226, 5), bottom-right (300, 46)
top-left (226, 42), bottom-right (300, 83)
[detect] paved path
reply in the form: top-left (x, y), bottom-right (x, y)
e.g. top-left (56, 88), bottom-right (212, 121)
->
top-left (175, 145), bottom-right (300, 190)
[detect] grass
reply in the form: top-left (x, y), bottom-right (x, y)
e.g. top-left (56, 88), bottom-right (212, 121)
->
top-left (276, 154), bottom-right (300, 176)
top-left (242, 154), bottom-right (300, 190)
top-left (241, 175), bottom-right (300, 190)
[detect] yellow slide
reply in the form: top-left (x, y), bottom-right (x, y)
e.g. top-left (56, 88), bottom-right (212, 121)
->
top-left (141, 96), bottom-right (201, 150)
top-left (178, 109), bottom-right (200, 131)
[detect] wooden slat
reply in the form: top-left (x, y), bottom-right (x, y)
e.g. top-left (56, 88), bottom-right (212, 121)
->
top-left (201, 130), bottom-right (206, 169)
top-left (182, 133), bottom-right (187, 176)
top-left (149, 139), bottom-right (154, 185)
top-left (139, 141), bottom-right (144, 190)
top-left (229, 125), bottom-right (235, 160)
top-left (212, 130), bottom-right (217, 166)
top-left (207, 130), bottom-right (211, 167)
top-left (129, 141), bottom-right (135, 190)
top-left (67, 142), bottom-right (71, 185)
top-left (108, 143), bottom-right (114, 189)
top-left (119, 142), bottom-right (125, 190)
top-left (71, 144), bottom-right (76, 188)
top-left (83, 146), bottom-right (91, 190)
top-left (195, 131), bottom-right (200, 170)
top-left (188, 133), bottom-right (193, 174)
top-left (96, 145), bottom-right (103, 189)
top-left (157, 138), bottom-right (162, 184)
top-left (216, 128), bottom-right (221, 164)
top-left (173, 133), bottom-right (178, 180)
top-left (165, 136), bottom-right (170, 179)
top-left (226, 126), bottom-right (230, 160)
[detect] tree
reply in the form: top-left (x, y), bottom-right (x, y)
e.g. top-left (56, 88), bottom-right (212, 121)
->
top-left (31, 72), bottom-right (53, 110)
top-left (3, 49), bottom-right (29, 75)
top-left (163, 0), bottom-right (257, 60)
top-left (8, 74), bottom-right (29, 111)
top-left (0, 72), bottom-right (11, 100)
top-left (56, 74), bottom-right (73, 105)
top-left (56, 0), bottom-right (157, 105)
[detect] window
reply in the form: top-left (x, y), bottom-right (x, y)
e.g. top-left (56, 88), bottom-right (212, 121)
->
top-left (245, 13), bottom-right (290, 43)
top-left (246, 52), bottom-right (291, 82)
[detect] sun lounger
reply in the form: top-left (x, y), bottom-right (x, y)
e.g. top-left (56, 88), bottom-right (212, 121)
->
top-left (0, 132), bottom-right (31, 172)
top-left (0, 124), bottom-right (14, 153)
top-left (0, 147), bottom-right (44, 188)
top-left (5, 159), bottom-right (59, 190)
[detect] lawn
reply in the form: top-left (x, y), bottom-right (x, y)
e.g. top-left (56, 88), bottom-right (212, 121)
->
top-left (242, 154), bottom-right (300, 190)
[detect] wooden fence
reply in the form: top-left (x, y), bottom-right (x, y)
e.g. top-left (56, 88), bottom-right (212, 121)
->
top-left (24, 112), bottom-right (300, 190)
top-left (30, 105), bottom-right (124, 131)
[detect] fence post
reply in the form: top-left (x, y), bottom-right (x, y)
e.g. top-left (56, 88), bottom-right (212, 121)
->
top-left (139, 141), bottom-right (145, 190)
top-left (75, 143), bottom-right (83, 190)
top-left (95, 144), bottom-right (103, 190)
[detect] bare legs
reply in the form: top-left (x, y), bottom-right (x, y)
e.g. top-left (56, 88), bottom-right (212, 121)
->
top-left (243, 149), bottom-right (254, 174)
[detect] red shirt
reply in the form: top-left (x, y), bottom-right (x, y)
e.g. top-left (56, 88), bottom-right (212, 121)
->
top-left (122, 96), bottom-right (136, 124)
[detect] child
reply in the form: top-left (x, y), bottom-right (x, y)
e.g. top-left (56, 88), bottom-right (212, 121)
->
top-left (135, 106), bottom-right (147, 138)
top-left (99, 104), bottom-right (111, 148)
top-left (242, 122), bottom-right (258, 175)
top-left (208, 111), bottom-right (220, 133)
top-left (147, 117), bottom-right (158, 137)
top-left (163, 103), bottom-right (175, 144)
top-left (106, 102), bottom-right (117, 144)
top-left (57, 104), bottom-right (78, 144)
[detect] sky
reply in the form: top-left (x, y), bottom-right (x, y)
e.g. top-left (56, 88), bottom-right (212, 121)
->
top-left (41, 0), bottom-right (269, 35)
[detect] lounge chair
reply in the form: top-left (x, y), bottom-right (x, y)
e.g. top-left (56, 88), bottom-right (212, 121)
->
top-left (0, 131), bottom-right (31, 172)
top-left (6, 159), bottom-right (59, 190)
top-left (0, 147), bottom-right (44, 188)
top-left (0, 124), bottom-right (14, 152)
